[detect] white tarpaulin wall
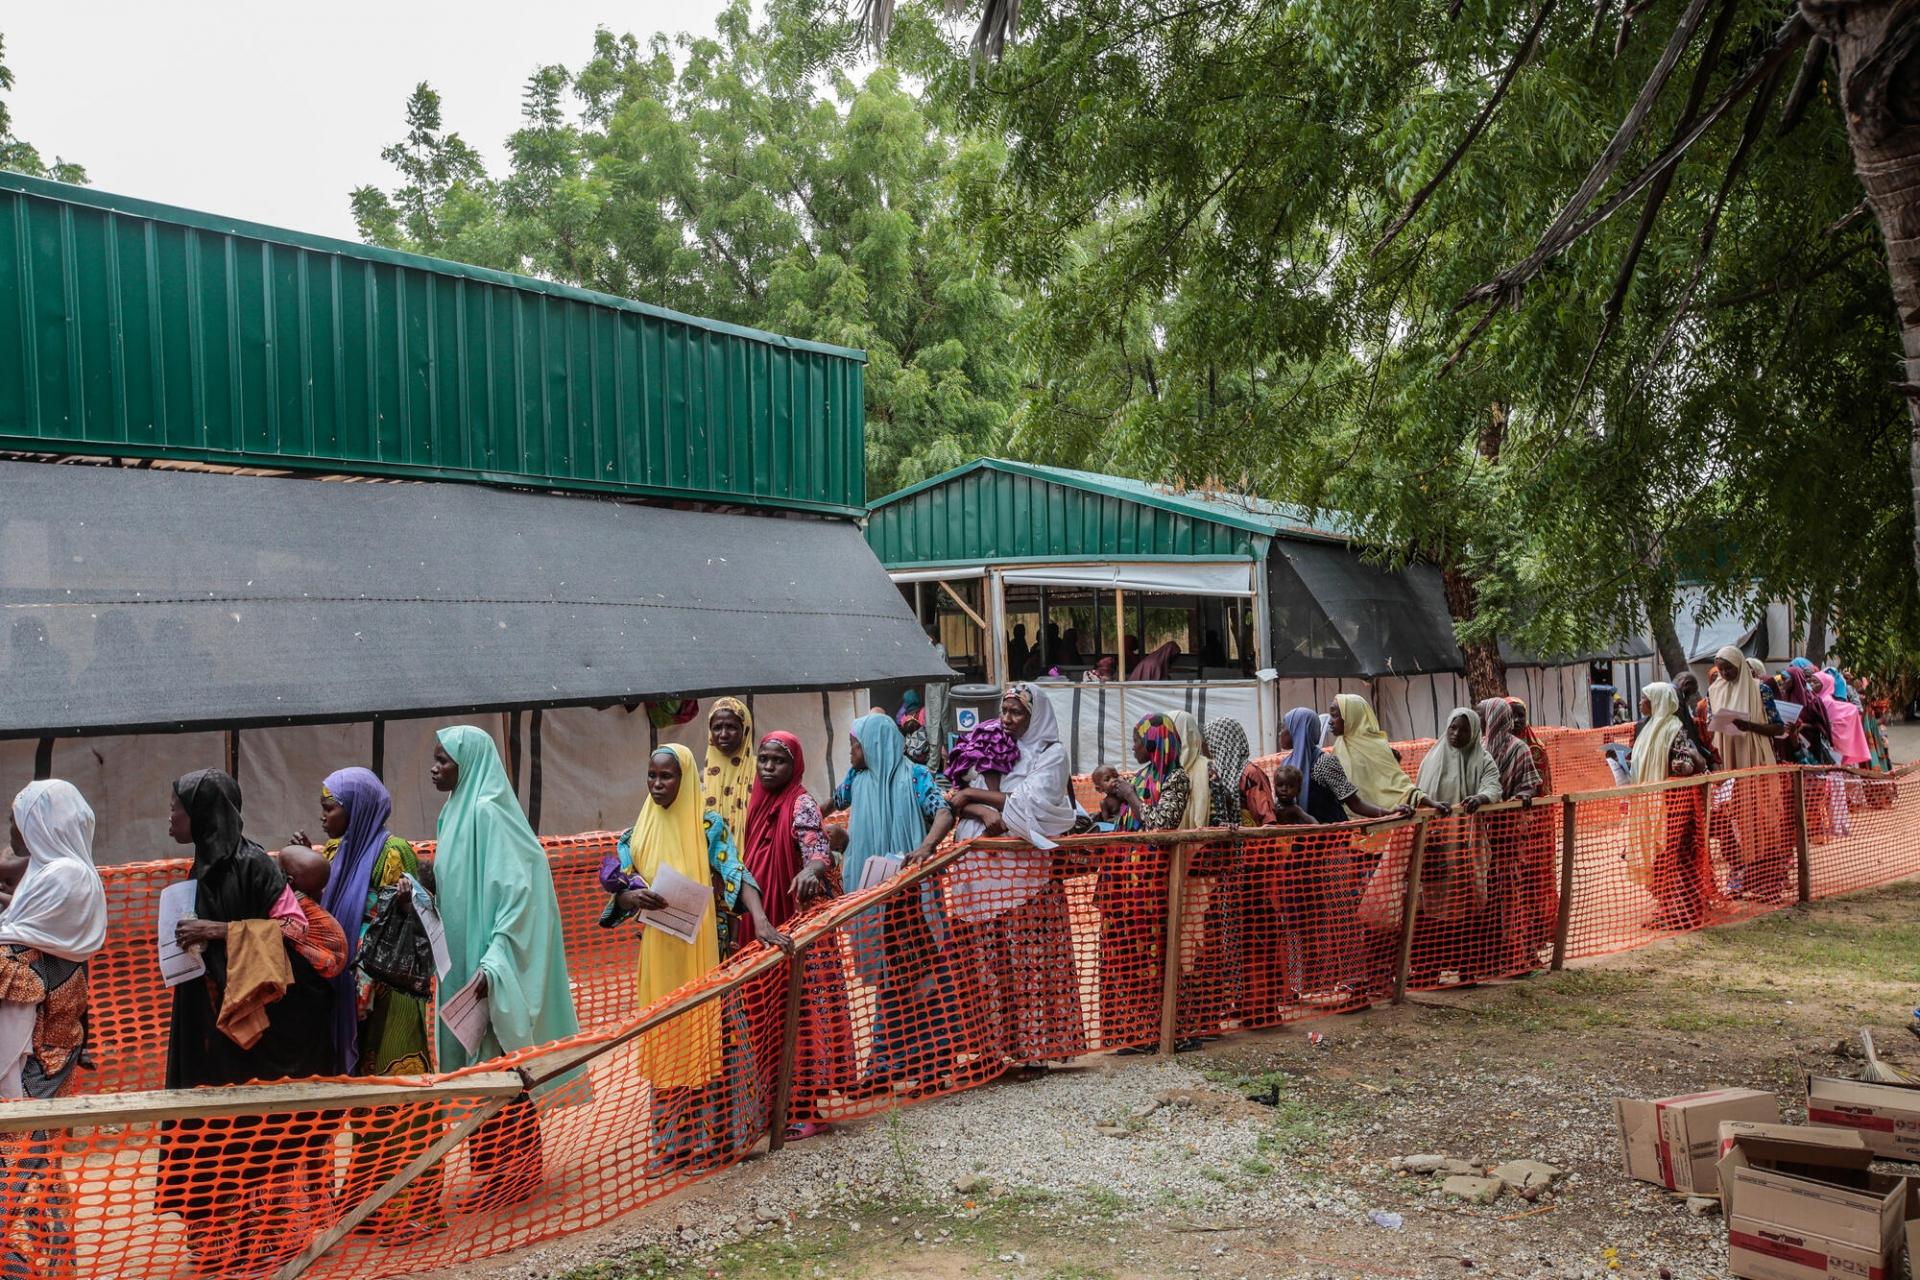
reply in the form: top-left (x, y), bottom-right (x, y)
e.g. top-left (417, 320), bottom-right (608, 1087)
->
top-left (1271, 660), bottom-right (1652, 741)
top-left (1031, 681), bottom-right (1272, 776)
top-left (4, 691), bottom-right (867, 866)
top-left (998, 561), bottom-right (1257, 596)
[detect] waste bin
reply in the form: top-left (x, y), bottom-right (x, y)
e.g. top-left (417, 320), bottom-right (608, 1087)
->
top-left (1589, 683), bottom-right (1617, 728)
top-left (947, 683), bottom-right (1002, 742)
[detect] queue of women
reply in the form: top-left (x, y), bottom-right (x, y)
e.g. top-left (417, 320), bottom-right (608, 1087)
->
top-left (0, 658), bottom-right (1890, 1275)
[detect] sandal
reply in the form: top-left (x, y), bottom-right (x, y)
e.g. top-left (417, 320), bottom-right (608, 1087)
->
top-left (784, 1121), bottom-right (832, 1142)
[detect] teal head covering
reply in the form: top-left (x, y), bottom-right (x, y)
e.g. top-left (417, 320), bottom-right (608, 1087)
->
top-left (432, 725), bottom-right (580, 1072)
top-left (844, 713), bottom-right (930, 887)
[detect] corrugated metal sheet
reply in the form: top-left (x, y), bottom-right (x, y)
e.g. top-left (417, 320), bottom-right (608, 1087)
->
top-left (865, 459), bottom-right (1263, 567)
top-left (0, 173), bottom-right (866, 514)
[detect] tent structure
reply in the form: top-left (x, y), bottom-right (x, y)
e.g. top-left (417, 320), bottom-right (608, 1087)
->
top-left (0, 173), bottom-right (944, 860)
top-left (866, 458), bottom-right (1651, 756)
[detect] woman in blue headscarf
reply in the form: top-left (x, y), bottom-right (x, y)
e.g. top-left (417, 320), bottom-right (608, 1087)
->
top-left (301, 766), bottom-right (442, 1238)
top-left (429, 726), bottom-right (580, 1212)
top-left (828, 713), bottom-right (960, 1097)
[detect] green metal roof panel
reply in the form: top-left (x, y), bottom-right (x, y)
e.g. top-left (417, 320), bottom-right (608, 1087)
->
top-left (865, 459), bottom-right (1283, 566)
top-left (0, 173), bottom-right (866, 514)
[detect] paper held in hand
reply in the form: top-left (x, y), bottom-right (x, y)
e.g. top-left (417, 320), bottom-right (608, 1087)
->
top-left (1707, 707), bottom-right (1745, 736)
top-left (635, 862), bottom-right (711, 945)
top-left (404, 873), bottom-right (453, 979)
top-left (856, 854), bottom-right (903, 893)
top-left (438, 967), bottom-right (492, 1056)
top-left (157, 880), bottom-right (206, 987)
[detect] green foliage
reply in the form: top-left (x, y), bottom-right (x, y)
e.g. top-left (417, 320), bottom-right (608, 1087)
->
top-left (349, 2), bottom-right (1021, 495)
top-left (0, 35), bottom-right (85, 184)
top-left (878, 0), bottom-right (1911, 667)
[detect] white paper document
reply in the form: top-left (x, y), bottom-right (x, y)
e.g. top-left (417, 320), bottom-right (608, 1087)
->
top-left (1707, 707), bottom-right (1744, 736)
top-left (1773, 700), bottom-right (1804, 725)
top-left (157, 880), bottom-right (206, 987)
top-left (635, 862), bottom-right (711, 945)
top-left (405, 874), bottom-right (452, 979)
top-left (856, 854), bottom-right (904, 893)
top-left (438, 967), bottom-right (492, 1055)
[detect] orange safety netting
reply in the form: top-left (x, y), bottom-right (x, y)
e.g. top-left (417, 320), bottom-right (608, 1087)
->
top-left (13, 738), bottom-right (1917, 1280)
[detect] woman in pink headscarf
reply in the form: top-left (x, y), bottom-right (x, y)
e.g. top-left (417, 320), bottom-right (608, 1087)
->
top-left (1815, 670), bottom-right (1873, 766)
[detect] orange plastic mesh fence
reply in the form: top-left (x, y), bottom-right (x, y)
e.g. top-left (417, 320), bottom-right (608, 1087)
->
top-left (18, 757), bottom-right (1919, 1280)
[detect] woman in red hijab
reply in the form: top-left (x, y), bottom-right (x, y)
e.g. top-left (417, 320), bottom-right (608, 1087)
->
top-left (740, 731), bottom-right (853, 1141)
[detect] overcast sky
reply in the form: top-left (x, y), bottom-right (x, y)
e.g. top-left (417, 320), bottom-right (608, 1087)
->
top-left (5, 0), bottom-right (740, 243)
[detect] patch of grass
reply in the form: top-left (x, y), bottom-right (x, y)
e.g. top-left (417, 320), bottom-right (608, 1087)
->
top-left (1239, 1155), bottom-right (1275, 1177)
top-left (1656, 1008), bottom-right (1764, 1032)
top-left (1080, 1186), bottom-right (1128, 1218)
top-left (1042, 1266), bottom-right (1117, 1280)
top-left (1692, 908), bottom-right (1920, 986)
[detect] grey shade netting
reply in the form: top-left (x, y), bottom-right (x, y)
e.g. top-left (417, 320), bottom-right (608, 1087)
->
top-left (0, 462), bottom-right (948, 736)
top-left (1266, 541), bottom-right (1462, 677)
top-left (1267, 540), bottom-right (1650, 678)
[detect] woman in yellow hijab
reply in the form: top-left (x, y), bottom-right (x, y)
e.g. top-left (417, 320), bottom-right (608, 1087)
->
top-left (702, 698), bottom-right (756, 850)
top-left (605, 743), bottom-right (787, 1173)
top-left (1330, 694), bottom-right (1415, 810)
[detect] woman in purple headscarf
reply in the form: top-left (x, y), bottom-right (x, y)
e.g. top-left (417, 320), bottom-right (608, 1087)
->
top-left (300, 767), bottom-right (442, 1239)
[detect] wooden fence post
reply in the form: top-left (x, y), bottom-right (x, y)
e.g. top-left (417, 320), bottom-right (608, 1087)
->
top-left (1391, 820), bottom-right (1429, 1005)
top-left (1793, 768), bottom-right (1812, 906)
top-left (765, 944), bottom-right (810, 1153)
top-left (1551, 795), bottom-right (1577, 972)
top-left (1157, 841), bottom-right (1191, 1055)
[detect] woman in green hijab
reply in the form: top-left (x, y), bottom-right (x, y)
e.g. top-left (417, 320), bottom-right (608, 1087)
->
top-left (430, 725), bottom-right (581, 1211)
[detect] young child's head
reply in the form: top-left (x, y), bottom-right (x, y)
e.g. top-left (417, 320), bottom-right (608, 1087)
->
top-left (277, 845), bottom-right (332, 899)
top-left (1273, 764), bottom-right (1303, 807)
top-left (1090, 764), bottom-right (1120, 795)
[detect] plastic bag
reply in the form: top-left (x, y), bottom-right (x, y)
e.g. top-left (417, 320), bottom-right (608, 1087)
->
top-left (357, 879), bottom-right (436, 998)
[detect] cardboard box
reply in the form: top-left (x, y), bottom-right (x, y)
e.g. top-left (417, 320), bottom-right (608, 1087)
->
top-left (1716, 1121), bottom-right (1911, 1280)
top-left (1615, 1088), bottom-right (1779, 1194)
top-left (1807, 1073), bottom-right (1920, 1162)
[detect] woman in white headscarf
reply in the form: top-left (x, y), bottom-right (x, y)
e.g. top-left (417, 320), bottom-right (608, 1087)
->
top-left (0, 780), bottom-right (106, 1098)
top-left (0, 780), bottom-right (106, 1280)
top-left (1626, 683), bottom-right (1712, 930)
top-left (1707, 647), bottom-right (1793, 899)
top-left (946, 684), bottom-right (1086, 1065)
top-left (1407, 708), bottom-right (1503, 985)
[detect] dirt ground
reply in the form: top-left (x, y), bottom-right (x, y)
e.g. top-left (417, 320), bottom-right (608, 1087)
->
top-left (424, 865), bottom-right (1920, 1280)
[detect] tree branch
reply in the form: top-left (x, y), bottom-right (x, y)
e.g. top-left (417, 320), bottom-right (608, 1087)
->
top-left (1776, 34), bottom-right (1829, 135)
top-left (1457, 12), bottom-right (1812, 316)
top-left (1642, 56), bottom-right (1789, 376)
top-left (1373, 0), bottom-right (1559, 256)
top-left (1570, 0), bottom-right (1741, 407)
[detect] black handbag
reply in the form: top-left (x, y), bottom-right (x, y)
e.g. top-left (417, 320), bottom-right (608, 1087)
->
top-left (358, 880), bottom-right (436, 998)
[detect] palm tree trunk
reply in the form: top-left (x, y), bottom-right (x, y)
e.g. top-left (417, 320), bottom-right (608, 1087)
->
top-left (1802, 1), bottom-right (1920, 581)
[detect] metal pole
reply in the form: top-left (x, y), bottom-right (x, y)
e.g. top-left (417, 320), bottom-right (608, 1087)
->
top-left (1156, 842), bottom-right (1190, 1055)
top-left (1116, 588), bottom-right (1129, 681)
top-left (1391, 820), bottom-right (1430, 1005)
top-left (1551, 795), bottom-right (1577, 971)
top-left (1793, 768), bottom-right (1812, 905)
top-left (765, 945), bottom-right (810, 1152)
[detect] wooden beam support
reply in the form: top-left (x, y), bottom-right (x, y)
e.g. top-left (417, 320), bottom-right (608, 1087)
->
top-left (276, 1092), bottom-right (514, 1280)
top-left (1551, 795), bottom-right (1577, 971)
top-left (764, 947), bottom-right (811, 1153)
top-left (0, 1070), bottom-right (529, 1134)
top-left (1793, 768), bottom-right (1812, 905)
top-left (1157, 842), bottom-right (1191, 1055)
top-left (937, 579), bottom-right (987, 631)
top-left (1391, 820), bottom-right (1430, 1005)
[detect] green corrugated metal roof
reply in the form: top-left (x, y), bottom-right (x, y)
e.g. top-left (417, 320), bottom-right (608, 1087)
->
top-left (865, 458), bottom-right (1352, 568)
top-left (0, 172), bottom-right (866, 515)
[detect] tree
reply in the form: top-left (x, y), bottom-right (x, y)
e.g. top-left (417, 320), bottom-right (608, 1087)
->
top-left (0, 34), bottom-right (85, 183)
top-left (847, 0), bottom-right (1911, 698)
top-left (350, 2), bottom-right (1022, 495)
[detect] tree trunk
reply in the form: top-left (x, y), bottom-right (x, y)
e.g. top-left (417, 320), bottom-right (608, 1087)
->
top-left (1441, 561), bottom-right (1509, 703)
top-left (1649, 604), bottom-right (1690, 678)
top-left (1803, 590), bottom-right (1830, 664)
top-left (1801, 1), bottom-right (1920, 583)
